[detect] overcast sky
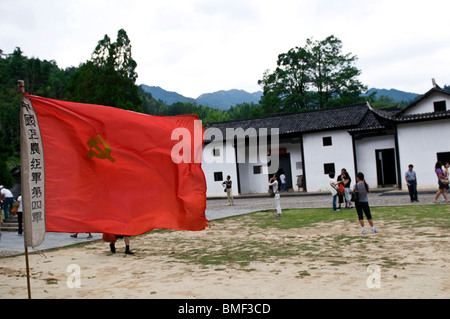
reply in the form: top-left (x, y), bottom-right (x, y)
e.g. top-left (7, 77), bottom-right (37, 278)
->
top-left (1, 0), bottom-right (449, 98)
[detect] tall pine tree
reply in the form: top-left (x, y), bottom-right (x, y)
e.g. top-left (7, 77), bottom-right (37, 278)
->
top-left (66, 29), bottom-right (142, 112)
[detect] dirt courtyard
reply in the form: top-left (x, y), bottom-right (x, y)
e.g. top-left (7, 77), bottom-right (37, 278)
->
top-left (0, 202), bottom-right (449, 299)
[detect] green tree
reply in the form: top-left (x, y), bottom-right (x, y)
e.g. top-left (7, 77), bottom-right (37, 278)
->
top-left (66, 29), bottom-right (142, 111)
top-left (0, 47), bottom-right (72, 183)
top-left (306, 35), bottom-right (366, 108)
top-left (258, 46), bottom-right (312, 113)
top-left (259, 35), bottom-right (367, 113)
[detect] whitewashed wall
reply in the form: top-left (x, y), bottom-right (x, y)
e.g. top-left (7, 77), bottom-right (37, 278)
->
top-left (202, 141), bottom-right (238, 197)
top-left (303, 130), bottom-right (355, 192)
top-left (354, 135), bottom-right (396, 189)
top-left (397, 119), bottom-right (450, 189)
top-left (404, 92), bottom-right (450, 115)
top-left (237, 162), bottom-right (270, 194)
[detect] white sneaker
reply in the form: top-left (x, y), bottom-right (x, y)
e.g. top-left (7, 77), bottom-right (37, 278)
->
top-left (361, 228), bottom-right (367, 234)
top-left (372, 228), bottom-right (378, 233)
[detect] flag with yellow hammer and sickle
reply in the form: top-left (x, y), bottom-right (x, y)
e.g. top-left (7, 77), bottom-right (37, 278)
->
top-left (20, 93), bottom-right (208, 239)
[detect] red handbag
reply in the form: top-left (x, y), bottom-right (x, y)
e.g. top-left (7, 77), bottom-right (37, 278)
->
top-left (339, 183), bottom-right (345, 195)
top-left (102, 233), bottom-right (117, 243)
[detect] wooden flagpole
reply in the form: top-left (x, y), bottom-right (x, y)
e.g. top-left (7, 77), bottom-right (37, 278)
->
top-left (18, 80), bottom-right (32, 299)
top-left (24, 246), bottom-right (32, 299)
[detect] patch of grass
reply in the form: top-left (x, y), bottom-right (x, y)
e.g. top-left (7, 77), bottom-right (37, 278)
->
top-left (327, 260), bottom-right (348, 266)
top-left (296, 270), bottom-right (311, 278)
top-left (235, 208), bottom-right (355, 229)
top-left (172, 240), bottom-right (309, 267)
top-left (373, 205), bottom-right (450, 228)
top-left (232, 205), bottom-right (450, 230)
top-left (151, 204), bottom-right (449, 269)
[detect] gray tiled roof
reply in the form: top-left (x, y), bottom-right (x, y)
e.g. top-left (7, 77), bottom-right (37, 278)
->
top-left (205, 88), bottom-right (450, 141)
top-left (206, 103), bottom-right (377, 138)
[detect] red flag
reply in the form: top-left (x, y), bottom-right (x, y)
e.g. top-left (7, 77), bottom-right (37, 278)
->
top-left (24, 93), bottom-right (208, 236)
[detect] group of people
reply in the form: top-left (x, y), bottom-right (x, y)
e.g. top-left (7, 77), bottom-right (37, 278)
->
top-left (403, 161), bottom-right (449, 203)
top-left (0, 185), bottom-right (134, 255)
top-left (0, 185), bottom-right (23, 240)
top-left (223, 168), bottom-right (376, 234)
top-left (221, 160), bottom-right (449, 235)
top-left (329, 169), bottom-right (377, 234)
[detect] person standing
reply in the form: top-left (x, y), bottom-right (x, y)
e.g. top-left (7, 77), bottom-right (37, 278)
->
top-left (0, 185), bottom-right (14, 221)
top-left (269, 174), bottom-right (282, 218)
top-left (110, 235), bottom-right (134, 255)
top-left (353, 172), bottom-right (378, 234)
top-left (17, 195), bottom-right (23, 235)
top-left (0, 211), bottom-right (3, 242)
top-left (222, 175), bottom-right (234, 206)
top-left (405, 164), bottom-right (419, 202)
top-left (337, 168), bottom-right (353, 209)
top-left (328, 172), bottom-right (340, 212)
top-left (280, 172), bottom-right (287, 192)
top-left (434, 161), bottom-right (449, 203)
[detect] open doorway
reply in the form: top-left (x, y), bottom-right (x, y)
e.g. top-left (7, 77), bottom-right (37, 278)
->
top-left (375, 148), bottom-right (397, 187)
top-left (278, 153), bottom-right (293, 190)
top-left (268, 153), bottom-right (293, 191)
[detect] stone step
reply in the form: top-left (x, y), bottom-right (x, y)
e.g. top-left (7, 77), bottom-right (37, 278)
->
top-left (1, 215), bottom-right (20, 232)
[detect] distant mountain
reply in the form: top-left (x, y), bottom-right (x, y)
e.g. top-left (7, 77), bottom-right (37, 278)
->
top-left (139, 85), bottom-right (262, 110)
top-left (196, 89), bottom-right (263, 110)
top-left (140, 84), bottom-right (421, 110)
top-left (140, 85), bottom-right (196, 105)
top-left (365, 88), bottom-right (419, 103)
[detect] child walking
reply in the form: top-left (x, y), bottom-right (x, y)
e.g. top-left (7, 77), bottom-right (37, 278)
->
top-left (328, 172), bottom-right (340, 211)
top-left (353, 172), bottom-right (378, 234)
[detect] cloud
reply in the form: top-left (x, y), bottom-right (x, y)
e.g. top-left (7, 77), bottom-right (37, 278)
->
top-left (1, 0), bottom-right (449, 97)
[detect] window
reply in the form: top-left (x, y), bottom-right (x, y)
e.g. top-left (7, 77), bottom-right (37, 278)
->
top-left (323, 136), bottom-right (332, 146)
top-left (437, 152), bottom-right (450, 164)
top-left (214, 172), bottom-right (223, 182)
top-left (253, 165), bottom-right (262, 174)
top-left (434, 101), bottom-right (447, 112)
top-left (212, 148), bottom-right (221, 157)
top-left (323, 163), bottom-right (335, 175)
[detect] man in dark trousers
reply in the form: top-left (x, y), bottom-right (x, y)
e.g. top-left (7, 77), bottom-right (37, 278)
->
top-left (405, 164), bottom-right (418, 202)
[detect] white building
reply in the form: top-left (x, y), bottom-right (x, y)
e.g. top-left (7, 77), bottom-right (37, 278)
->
top-left (202, 85), bottom-right (450, 197)
top-left (370, 85), bottom-right (450, 190)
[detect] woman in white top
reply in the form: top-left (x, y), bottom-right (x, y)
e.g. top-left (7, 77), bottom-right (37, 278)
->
top-left (269, 174), bottom-right (282, 218)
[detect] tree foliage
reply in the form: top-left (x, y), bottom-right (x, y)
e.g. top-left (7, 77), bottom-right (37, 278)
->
top-left (66, 29), bottom-right (142, 112)
top-left (0, 47), bottom-right (73, 186)
top-left (259, 35), bottom-right (367, 113)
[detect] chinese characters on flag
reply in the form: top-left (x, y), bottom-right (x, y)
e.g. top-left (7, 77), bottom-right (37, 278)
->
top-left (20, 89), bottom-right (208, 248)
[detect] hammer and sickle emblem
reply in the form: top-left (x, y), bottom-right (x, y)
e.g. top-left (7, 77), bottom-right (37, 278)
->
top-left (87, 133), bottom-right (116, 163)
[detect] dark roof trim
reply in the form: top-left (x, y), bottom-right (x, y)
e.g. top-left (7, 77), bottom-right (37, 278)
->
top-left (397, 87), bottom-right (450, 116)
top-left (368, 101), bottom-right (450, 123)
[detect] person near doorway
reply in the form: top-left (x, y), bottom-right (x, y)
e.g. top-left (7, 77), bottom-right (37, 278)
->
top-left (328, 172), bottom-right (340, 212)
top-left (434, 161), bottom-right (449, 203)
top-left (405, 164), bottom-right (418, 202)
top-left (222, 175), bottom-right (234, 206)
top-left (280, 172), bottom-right (287, 192)
top-left (337, 168), bottom-right (353, 209)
